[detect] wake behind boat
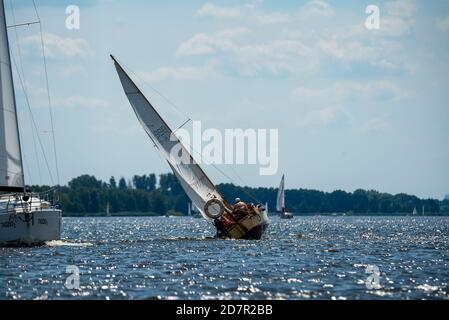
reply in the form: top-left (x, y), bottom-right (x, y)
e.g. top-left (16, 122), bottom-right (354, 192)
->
top-left (111, 55), bottom-right (269, 240)
top-left (0, 0), bottom-right (61, 246)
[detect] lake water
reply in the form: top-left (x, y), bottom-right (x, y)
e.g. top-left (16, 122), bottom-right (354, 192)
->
top-left (1, 216), bottom-right (448, 300)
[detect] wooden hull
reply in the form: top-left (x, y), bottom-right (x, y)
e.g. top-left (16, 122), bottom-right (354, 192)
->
top-left (219, 211), bottom-right (269, 240)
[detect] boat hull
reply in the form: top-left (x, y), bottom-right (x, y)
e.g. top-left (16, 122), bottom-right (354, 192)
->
top-left (0, 210), bottom-right (62, 247)
top-left (223, 211), bottom-right (269, 240)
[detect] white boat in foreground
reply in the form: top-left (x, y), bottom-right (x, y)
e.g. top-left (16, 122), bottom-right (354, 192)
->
top-left (0, 196), bottom-right (61, 246)
top-left (0, 0), bottom-right (61, 246)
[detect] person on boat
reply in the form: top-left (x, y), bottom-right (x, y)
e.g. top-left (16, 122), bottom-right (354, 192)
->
top-left (234, 198), bottom-right (246, 211)
top-left (233, 198), bottom-right (249, 220)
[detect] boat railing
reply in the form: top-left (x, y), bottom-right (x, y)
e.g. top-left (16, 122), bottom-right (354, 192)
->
top-left (0, 189), bottom-right (60, 215)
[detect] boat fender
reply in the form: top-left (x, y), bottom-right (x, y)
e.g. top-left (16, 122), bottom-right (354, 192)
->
top-left (204, 199), bottom-right (225, 219)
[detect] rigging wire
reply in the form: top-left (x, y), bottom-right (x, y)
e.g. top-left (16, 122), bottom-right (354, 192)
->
top-left (117, 58), bottom-right (192, 124)
top-left (8, 0), bottom-right (42, 183)
top-left (32, 0), bottom-right (60, 186)
top-left (10, 53), bottom-right (55, 185)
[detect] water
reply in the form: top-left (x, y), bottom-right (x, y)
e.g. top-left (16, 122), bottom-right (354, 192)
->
top-left (1, 216), bottom-right (448, 300)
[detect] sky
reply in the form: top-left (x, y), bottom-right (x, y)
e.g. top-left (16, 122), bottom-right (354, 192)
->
top-left (3, 0), bottom-right (449, 199)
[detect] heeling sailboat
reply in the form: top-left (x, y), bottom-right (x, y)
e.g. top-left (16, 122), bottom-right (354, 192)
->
top-left (0, 0), bottom-right (61, 246)
top-left (276, 174), bottom-right (293, 219)
top-left (111, 55), bottom-right (269, 240)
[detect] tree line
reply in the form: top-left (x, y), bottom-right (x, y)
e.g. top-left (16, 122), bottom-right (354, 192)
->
top-left (31, 174), bottom-right (449, 216)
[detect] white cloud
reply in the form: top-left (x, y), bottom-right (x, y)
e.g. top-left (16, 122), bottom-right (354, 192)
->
top-left (177, 29), bottom-right (317, 76)
top-left (302, 0), bottom-right (335, 18)
top-left (197, 3), bottom-right (242, 19)
top-left (296, 106), bottom-right (352, 127)
top-left (57, 96), bottom-right (109, 108)
top-left (316, 36), bottom-right (416, 73)
top-left (291, 81), bottom-right (406, 104)
top-left (22, 33), bottom-right (91, 58)
top-left (437, 16), bottom-right (449, 31)
top-left (60, 65), bottom-right (87, 77)
top-left (317, 38), bottom-right (376, 63)
top-left (256, 12), bottom-right (290, 24)
top-left (196, 1), bottom-right (292, 25)
top-left (384, 0), bottom-right (415, 17)
top-left (380, 0), bottom-right (416, 37)
top-left (140, 61), bottom-right (217, 83)
top-left (355, 118), bottom-right (389, 134)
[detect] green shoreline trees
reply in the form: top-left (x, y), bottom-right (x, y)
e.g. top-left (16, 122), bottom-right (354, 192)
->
top-left (31, 174), bottom-right (448, 216)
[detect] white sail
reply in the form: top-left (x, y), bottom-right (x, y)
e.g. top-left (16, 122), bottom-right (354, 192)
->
top-left (0, 0), bottom-right (24, 192)
top-left (111, 56), bottom-right (229, 220)
top-left (276, 175), bottom-right (285, 212)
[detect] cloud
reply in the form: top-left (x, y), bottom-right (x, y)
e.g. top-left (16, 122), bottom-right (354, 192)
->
top-left (302, 0), bottom-right (335, 17)
top-left (57, 96), bottom-right (110, 108)
top-left (21, 33), bottom-right (92, 58)
top-left (290, 81), bottom-right (406, 104)
top-left (196, 1), bottom-right (292, 25)
top-left (177, 29), bottom-right (317, 76)
top-left (355, 118), bottom-right (389, 134)
top-left (316, 36), bottom-right (416, 73)
top-left (197, 3), bottom-right (242, 19)
top-left (60, 65), bottom-right (87, 77)
top-left (140, 61), bottom-right (217, 83)
top-left (296, 106), bottom-right (352, 127)
top-left (380, 0), bottom-right (416, 37)
top-left (256, 12), bottom-right (290, 24)
top-left (437, 16), bottom-right (449, 31)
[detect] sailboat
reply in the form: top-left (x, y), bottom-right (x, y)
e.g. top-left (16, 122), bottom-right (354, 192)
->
top-left (111, 55), bottom-right (269, 239)
top-left (276, 175), bottom-right (293, 219)
top-left (412, 207), bottom-right (418, 216)
top-left (0, 0), bottom-right (61, 246)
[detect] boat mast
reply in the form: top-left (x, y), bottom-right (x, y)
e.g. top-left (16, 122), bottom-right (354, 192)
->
top-left (0, 0), bottom-right (26, 193)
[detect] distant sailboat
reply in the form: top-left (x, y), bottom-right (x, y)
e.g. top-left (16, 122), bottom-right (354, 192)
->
top-left (0, 0), bottom-right (61, 246)
top-left (187, 202), bottom-right (191, 216)
top-left (265, 202), bottom-right (269, 215)
top-left (111, 55), bottom-right (269, 239)
top-left (276, 175), bottom-right (293, 219)
top-left (412, 207), bottom-right (418, 216)
top-left (106, 201), bottom-right (111, 217)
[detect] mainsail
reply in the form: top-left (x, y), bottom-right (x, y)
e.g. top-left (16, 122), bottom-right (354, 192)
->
top-left (0, 0), bottom-right (24, 192)
top-left (111, 56), bottom-right (229, 220)
top-left (276, 174), bottom-right (285, 212)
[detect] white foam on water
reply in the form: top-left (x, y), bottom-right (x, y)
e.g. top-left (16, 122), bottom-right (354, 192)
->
top-left (45, 240), bottom-right (93, 247)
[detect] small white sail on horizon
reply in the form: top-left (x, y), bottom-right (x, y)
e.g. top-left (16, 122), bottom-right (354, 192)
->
top-left (276, 175), bottom-right (285, 212)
